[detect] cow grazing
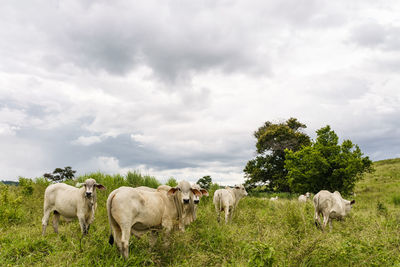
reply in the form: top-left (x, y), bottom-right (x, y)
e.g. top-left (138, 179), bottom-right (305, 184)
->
top-left (313, 190), bottom-right (355, 231)
top-left (270, 196), bottom-right (279, 201)
top-left (107, 181), bottom-right (202, 258)
top-left (213, 184), bottom-right (248, 224)
top-left (298, 192), bottom-right (311, 202)
top-left (41, 178), bottom-right (105, 235)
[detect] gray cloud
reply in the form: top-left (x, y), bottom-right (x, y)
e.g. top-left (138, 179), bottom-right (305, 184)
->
top-left (1, 0), bottom-right (400, 183)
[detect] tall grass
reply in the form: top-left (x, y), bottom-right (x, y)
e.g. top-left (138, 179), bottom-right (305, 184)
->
top-left (1, 161), bottom-right (400, 266)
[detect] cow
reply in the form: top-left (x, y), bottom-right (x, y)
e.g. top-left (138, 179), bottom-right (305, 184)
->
top-left (213, 184), bottom-right (248, 224)
top-left (186, 183), bottom-right (208, 223)
top-left (107, 181), bottom-right (202, 258)
top-left (313, 190), bottom-right (355, 231)
top-left (298, 192), bottom-right (311, 202)
top-left (270, 196), bottom-right (279, 201)
top-left (41, 178), bottom-right (105, 236)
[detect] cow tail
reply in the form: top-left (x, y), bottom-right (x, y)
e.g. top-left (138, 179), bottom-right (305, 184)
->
top-left (313, 194), bottom-right (321, 229)
top-left (107, 190), bottom-right (117, 246)
top-left (219, 192), bottom-right (222, 212)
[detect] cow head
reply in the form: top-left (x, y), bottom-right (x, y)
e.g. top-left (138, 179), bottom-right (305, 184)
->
top-left (167, 181), bottom-right (203, 205)
top-left (192, 184), bottom-right (209, 204)
top-left (305, 192), bottom-right (311, 198)
top-left (344, 199), bottom-right (356, 214)
top-left (76, 178), bottom-right (106, 198)
top-left (234, 184), bottom-right (248, 197)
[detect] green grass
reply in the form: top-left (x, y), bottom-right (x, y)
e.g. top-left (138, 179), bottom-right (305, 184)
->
top-left (1, 160), bottom-right (400, 266)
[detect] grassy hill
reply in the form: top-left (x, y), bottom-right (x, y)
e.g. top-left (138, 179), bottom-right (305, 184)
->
top-left (1, 160), bottom-right (400, 266)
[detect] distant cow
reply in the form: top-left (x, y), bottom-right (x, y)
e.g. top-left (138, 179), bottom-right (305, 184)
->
top-left (270, 196), bottom-right (279, 201)
top-left (313, 190), bottom-right (355, 231)
top-left (107, 181), bottom-right (202, 258)
top-left (213, 184), bottom-right (248, 224)
top-left (298, 192), bottom-right (311, 202)
top-left (42, 178), bottom-right (105, 235)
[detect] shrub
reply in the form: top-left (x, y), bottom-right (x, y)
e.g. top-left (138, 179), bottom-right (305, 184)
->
top-left (377, 201), bottom-right (388, 216)
top-left (18, 177), bottom-right (34, 196)
top-left (166, 177), bottom-right (178, 187)
top-left (0, 186), bottom-right (24, 224)
top-left (392, 195), bottom-right (400, 206)
top-left (248, 241), bottom-right (275, 267)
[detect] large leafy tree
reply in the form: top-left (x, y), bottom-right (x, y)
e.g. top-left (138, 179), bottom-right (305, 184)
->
top-left (43, 166), bottom-right (76, 182)
top-left (244, 118), bottom-right (311, 191)
top-left (197, 175), bottom-right (212, 190)
top-left (285, 126), bottom-right (373, 194)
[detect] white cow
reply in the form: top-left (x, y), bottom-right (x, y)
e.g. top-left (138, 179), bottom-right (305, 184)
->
top-left (213, 184), bottom-right (248, 224)
top-left (107, 181), bottom-right (202, 258)
top-left (136, 183), bottom-right (208, 228)
top-left (298, 192), bottom-right (311, 202)
top-left (42, 178), bottom-right (105, 235)
top-left (313, 190), bottom-right (355, 231)
top-left (186, 183), bottom-right (209, 223)
top-left (270, 196), bottom-right (279, 201)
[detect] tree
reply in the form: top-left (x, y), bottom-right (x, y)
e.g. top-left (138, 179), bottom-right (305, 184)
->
top-left (244, 118), bottom-right (311, 191)
top-left (197, 175), bottom-right (212, 190)
top-left (44, 166), bottom-right (76, 182)
top-left (166, 177), bottom-right (178, 187)
top-left (285, 125), bottom-right (373, 194)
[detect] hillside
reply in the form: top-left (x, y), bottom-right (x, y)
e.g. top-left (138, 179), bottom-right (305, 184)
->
top-left (1, 160), bottom-right (400, 266)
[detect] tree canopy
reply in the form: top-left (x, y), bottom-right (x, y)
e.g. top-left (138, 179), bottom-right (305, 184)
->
top-left (43, 166), bottom-right (76, 182)
top-left (285, 125), bottom-right (373, 194)
top-left (244, 118), bottom-right (311, 191)
top-left (197, 175), bottom-right (212, 190)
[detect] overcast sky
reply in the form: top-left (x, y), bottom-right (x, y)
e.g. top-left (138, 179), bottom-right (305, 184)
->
top-left (1, 0), bottom-right (399, 184)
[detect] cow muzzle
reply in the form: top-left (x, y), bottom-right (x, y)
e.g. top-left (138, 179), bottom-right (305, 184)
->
top-left (194, 200), bottom-right (200, 204)
top-left (85, 192), bottom-right (92, 198)
top-left (183, 199), bottom-right (190, 204)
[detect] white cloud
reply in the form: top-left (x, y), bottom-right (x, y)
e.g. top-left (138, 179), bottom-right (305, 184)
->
top-left (0, 0), bottom-right (400, 182)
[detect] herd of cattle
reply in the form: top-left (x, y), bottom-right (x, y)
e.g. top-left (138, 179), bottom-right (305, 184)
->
top-left (40, 178), bottom-right (355, 258)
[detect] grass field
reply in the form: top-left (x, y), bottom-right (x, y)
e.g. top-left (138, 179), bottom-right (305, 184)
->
top-left (1, 159), bottom-right (400, 266)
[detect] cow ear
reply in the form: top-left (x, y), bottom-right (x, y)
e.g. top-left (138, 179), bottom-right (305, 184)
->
top-left (350, 200), bottom-right (355, 205)
top-left (167, 187), bottom-right (179, 196)
top-left (200, 189), bottom-right (209, 196)
top-left (235, 186), bottom-right (240, 189)
top-left (75, 182), bottom-right (84, 188)
top-left (191, 189), bottom-right (202, 197)
top-left (96, 184), bottom-right (106, 190)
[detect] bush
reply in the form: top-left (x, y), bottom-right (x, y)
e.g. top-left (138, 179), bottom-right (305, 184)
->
top-left (248, 241), bottom-right (275, 267)
top-left (18, 177), bottom-right (34, 196)
top-left (0, 186), bottom-right (24, 224)
top-left (166, 177), bottom-right (178, 187)
top-left (392, 195), bottom-right (400, 206)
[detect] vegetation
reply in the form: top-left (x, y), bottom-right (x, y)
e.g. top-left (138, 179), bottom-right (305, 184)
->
top-left (1, 160), bottom-right (400, 266)
top-left (285, 125), bottom-right (373, 194)
top-left (244, 118), bottom-right (311, 191)
top-left (43, 166), bottom-right (76, 183)
top-left (196, 175), bottom-right (212, 190)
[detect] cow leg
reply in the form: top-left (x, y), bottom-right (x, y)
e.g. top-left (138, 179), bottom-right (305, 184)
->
top-left (52, 211), bottom-right (60, 234)
top-left (120, 225), bottom-right (131, 259)
top-left (328, 219), bottom-right (333, 231)
top-left (41, 207), bottom-right (52, 235)
top-left (78, 215), bottom-right (88, 235)
top-left (215, 203), bottom-right (221, 223)
top-left (322, 212), bottom-right (329, 232)
top-left (149, 230), bottom-right (158, 248)
top-left (225, 206), bottom-right (230, 224)
top-left (314, 210), bottom-right (322, 229)
top-left (112, 226), bottom-right (123, 254)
